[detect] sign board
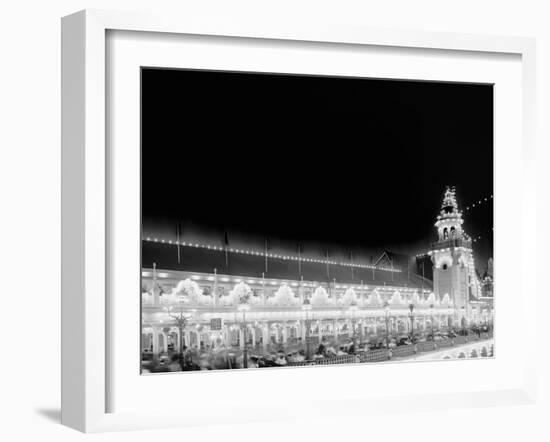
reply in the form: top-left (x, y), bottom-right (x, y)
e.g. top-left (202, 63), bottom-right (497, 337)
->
top-left (210, 318), bottom-right (222, 331)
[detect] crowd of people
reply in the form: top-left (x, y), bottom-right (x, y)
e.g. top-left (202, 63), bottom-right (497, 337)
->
top-left (142, 337), bottom-right (366, 373)
top-left (142, 326), bottom-right (492, 373)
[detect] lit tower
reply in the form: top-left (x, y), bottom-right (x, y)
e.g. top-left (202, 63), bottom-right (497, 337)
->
top-left (431, 186), bottom-right (479, 327)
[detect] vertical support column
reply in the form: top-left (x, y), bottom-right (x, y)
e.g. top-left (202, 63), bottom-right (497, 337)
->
top-left (239, 328), bottom-right (245, 350)
top-left (213, 269), bottom-right (218, 307)
top-left (158, 333), bottom-right (164, 354)
top-left (152, 328), bottom-right (159, 354)
top-left (282, 325), bottom-right (288, 344)
top-left (262, 322), bottom-right (269, 352)
top-left (223, 325), bottom-right (229, 347)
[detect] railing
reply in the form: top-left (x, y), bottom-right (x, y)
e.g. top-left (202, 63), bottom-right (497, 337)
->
top-left (286, 360), bottom-right (315, 367)
top-left (386, 331), bottom-right (493, 360)
top-left (277, 332), bottom-right (494, 367)
top-left (453, 336), bottom-right (467, 346)
top-left (316, 355), bottom-right (359, 365)
top-left (287, 354), bottom-right (359, 367)
top-left (417, 341), bottom-right (435, 352)
top-left (436, 339), bottom-right (453, 348)
top-left (390, 345), bottom-right (416, 358)
top-left (359, 348), bottom-right (390, 362)
top-left (431, 238), bottom-right (472, 250)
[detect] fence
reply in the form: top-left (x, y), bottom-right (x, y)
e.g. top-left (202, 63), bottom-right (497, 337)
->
top-left (286, 360), bottom-right (315, 367)
top-left (287, 355), bottom-right (359, 367)
top-left (416, 341), bottom-right (435, 352)
top-left (452, 336), bottom-right (467, 346)
top-left (286, 332), bottom-right (493, 366)
top-left (390, 345), bottom-right (416, 358)
top-left (359, 348), bottom-right (390, 362)
top-left (316, 354), bottom-right (359, 365)
top-left (436, 339), bottom-right (453, 349)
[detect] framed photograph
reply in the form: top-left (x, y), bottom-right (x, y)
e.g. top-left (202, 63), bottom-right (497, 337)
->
top-left (61, 9), bottom-right (537, 432)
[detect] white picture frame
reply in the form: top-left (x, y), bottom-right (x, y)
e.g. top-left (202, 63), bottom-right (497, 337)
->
top-left (61, 9), bottom-right (537, 433)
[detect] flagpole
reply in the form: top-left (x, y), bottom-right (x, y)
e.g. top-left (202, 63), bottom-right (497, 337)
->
top-left (421, 261), bottom-right (425, 295)
top-left (176, 223), bottom-right (181, 264)
top-left (326, 250), bottom-right (330, 281)
top-left (262, 272), bottom-right (266, 305)
top-left (213, 268), bottom-right (218, 307)
top-left (298, 243), bottom-right (302, 279)
top-left (265, 238), bottom-right (268, 274)
top-left (224, 232), bottom-right (229, 268)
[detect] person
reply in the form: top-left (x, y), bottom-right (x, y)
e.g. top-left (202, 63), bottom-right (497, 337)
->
top-left (168, 353), bottom-right (181, 372)
top-left (249, 356), bottom-right (260, 368)
top-left (275, 353), bottom-right (287, 366)
top-left (261, 354), bottom-right (278, 367)
top-left (198, 354), bottom-right (211, 370)
top-left (317, 339), bottom-right (326, 356)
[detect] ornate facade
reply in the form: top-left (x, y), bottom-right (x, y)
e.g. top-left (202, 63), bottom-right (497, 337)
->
top-left (430, 186), bottom-right (483, 325)
top-left (141, 187), bottom-right (493, 358)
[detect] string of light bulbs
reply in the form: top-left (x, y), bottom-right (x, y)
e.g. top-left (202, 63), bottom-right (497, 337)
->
top-left (143, 237), bottom-right (401, 273)
top-left (471, 227), bottom-right (494, 243)
top-left (464, 195), bottom-right (493, 211)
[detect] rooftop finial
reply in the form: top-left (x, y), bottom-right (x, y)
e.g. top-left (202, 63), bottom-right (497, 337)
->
top-left (441, 186), bottom-right (459, 214)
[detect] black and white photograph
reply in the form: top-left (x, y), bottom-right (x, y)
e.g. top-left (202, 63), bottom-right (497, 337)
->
top-left (140, 68), bottom-right (494, 373)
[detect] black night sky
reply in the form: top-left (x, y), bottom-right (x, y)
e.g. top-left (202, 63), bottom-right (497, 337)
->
top-left (142, 68), bottom-right (493, 272)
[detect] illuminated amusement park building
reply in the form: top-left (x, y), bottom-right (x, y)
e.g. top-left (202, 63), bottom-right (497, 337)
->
top-left (141, 186), bottom-right (493, 356)
top-left (430, 186), bottom-right (483, 327)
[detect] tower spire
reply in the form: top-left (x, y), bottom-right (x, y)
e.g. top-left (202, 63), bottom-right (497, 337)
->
top-left (440, 185), bottom-right (459, 214)
top-left (435, 186), bottom-right (464, 241)
top-left (431, 186), bottom-right (480, 328)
